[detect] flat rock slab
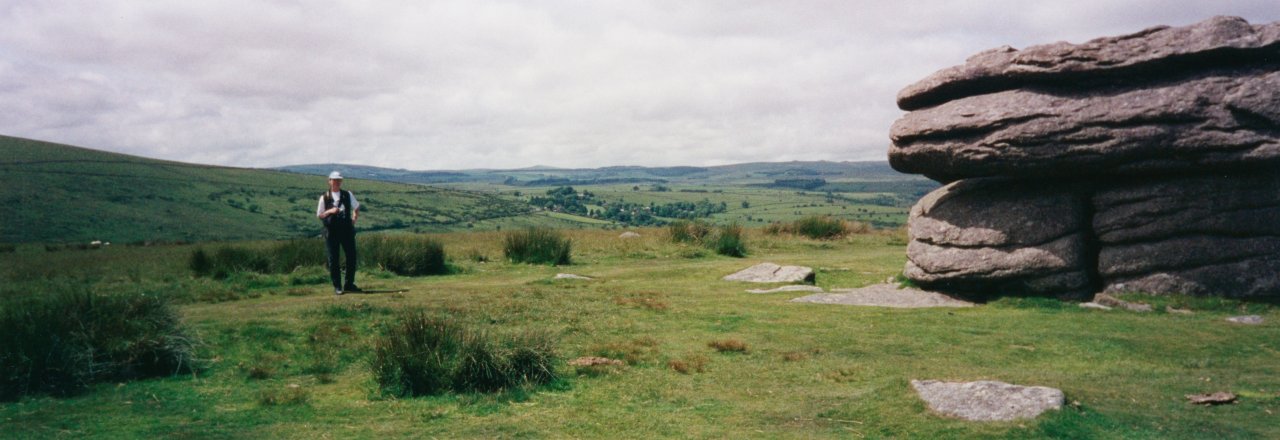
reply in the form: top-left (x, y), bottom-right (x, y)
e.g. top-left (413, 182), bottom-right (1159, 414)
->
top-left (790, 284), bottom-right (974, 308)
top-left (618, 231), bottom-right (641, 239)
top-left (1092, 293), bottom-right (1153, 312)
top-left (746, 285), bottom-right (825, 294)
top-left (1187, 392), bottom-right (1238, 405)
top-left (1079, 302), bottom-right (1113, 311)
top-left (723, 263), bottom-right (815, 283)
top-left (1226, 315), bottom-right (1264, 325)
top-left (911, 380), bottom-right (1064, 421)
top-left (554, 273), bottom-right (593, 280)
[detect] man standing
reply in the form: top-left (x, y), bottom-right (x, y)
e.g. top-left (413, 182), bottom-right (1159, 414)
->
top-left (317, 171), bottom-right (361, 295)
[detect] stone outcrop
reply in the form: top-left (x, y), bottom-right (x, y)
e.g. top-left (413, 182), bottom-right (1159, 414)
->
top-left (903, 178), bottom-right (1093, 296)
top-left (891, 16), bottom-right (1280, 298)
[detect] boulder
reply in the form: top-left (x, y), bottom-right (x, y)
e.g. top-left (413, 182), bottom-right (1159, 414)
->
top-left (910, 380), bottom-right (1064, 421)
top-left (897, 16), bottom-right (1280, 111)
top-left (903, 179), bottom-right (1093, 297)
top-left (891, 16), bottom-right (1280, 183)
top-left (723, 263), bottom-right (815, 283)
top-left (891, 70), bottom-right (1280, 182)
top-left (1094, 172), bottom-right (1280, 297)
top-left (619, 231), bottom-right (641, 239)
top-left (889, 16), bottom-right (1280, 299)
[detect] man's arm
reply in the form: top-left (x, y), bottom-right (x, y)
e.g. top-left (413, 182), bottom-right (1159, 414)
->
top-left (317, 196), bottom-right (338, 218)
top-left (350, 193), bottom-right (360, 224)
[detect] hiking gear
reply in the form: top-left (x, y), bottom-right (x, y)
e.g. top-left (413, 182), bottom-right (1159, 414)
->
top-left (328, 171), bottom-right (343, 179)
top-left (321, 190), bottom-right (354, 232)
top-left (335, 288), bottom-right (343, 296)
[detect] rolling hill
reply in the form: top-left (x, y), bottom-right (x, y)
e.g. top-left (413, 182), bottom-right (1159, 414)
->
top-left (279, 160), bottom-right (927, 188)
top-left (0, 135), bottom-right (532, 244)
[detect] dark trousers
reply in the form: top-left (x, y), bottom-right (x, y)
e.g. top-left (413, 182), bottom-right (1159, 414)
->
top-left (325, 228), bottom-right (357, 288)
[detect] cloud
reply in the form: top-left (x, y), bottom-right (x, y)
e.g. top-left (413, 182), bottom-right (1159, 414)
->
top-left (2, 1), bottom-right (1278, 169)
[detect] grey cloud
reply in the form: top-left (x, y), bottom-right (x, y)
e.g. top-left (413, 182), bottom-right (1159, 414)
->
top-left (2, 1), bottom-right (1279, 169)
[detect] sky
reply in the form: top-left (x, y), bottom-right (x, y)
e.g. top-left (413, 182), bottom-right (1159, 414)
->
top-left (2, 1), bottom-right (1277, 170)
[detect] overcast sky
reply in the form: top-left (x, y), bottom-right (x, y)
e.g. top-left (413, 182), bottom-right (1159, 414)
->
top-left (2, 1), bottom-right (1277, 170)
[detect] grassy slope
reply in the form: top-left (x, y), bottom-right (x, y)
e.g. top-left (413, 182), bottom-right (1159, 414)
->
top-left (2, 229), bottom-right (1276, 439)
top-left (0, 135), bottom-right (533, 244)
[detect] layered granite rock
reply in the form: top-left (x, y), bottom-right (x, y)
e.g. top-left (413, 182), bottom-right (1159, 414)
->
top-left (892, 17), bottom-right (1280, 298)
top-left (1093, 172), bottom-right (1280, 297)
top-left (904, 179), bottom-right (1093, 297)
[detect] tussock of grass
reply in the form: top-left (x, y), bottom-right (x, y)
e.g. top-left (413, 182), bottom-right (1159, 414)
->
top-left (0, 288), bottom-right (199, 401)
top-left (588, 337), bottom-right (662, 366)
top-left (361, 234), bottom-right (449, 276)
top-left (670, 221), bottom-right (746, 257)
top-left (668, 355), bottom-right (708, 374)
top-left (711, 223), bottom-right (747, 257)
top-left (370, 311), bottom-right (560, 397)
top-left (258, 384), bottom-right (309, 406)
top-left (764, 215), bottom-right (868, 240)
top-left (668, 221), bottom-right (712, 244)
top-left (707, 339), bottom-right (749, 354)
top-left (503, 228), bottom-right (572, 266)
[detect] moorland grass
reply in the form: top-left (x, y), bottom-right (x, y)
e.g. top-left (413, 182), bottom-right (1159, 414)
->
top-left (191, 235), bottom-right (448, 278)
top-left (503, 227), bottom-right (572, 265)
top-left (765, 215), bottom-right (869, 240)
top-left (669, 220), bottom-right (747, 257)
top-left (1, 228), bottom-right (1277, 439)
top-left (0, 287), bottom-right (199, 401)
top-left (370, 311), bottom-right (559, 396)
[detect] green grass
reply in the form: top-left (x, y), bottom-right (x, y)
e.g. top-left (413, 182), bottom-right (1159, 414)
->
top-left (0, 135), bottom-right (532, 244)
top-left (1, 228), bottom-right (1277, 438)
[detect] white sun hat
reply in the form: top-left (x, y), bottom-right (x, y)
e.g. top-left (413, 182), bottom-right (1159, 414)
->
top-left (328, 171), bottom-right (343, 180)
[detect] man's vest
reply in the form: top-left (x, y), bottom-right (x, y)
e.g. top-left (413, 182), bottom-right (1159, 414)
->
top-left (322, 190), bottom-right (354, 232)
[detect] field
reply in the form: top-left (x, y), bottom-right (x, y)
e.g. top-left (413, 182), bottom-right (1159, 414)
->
top-left (4, 135), bottom-right (931, 244)
top-left (2, 228), bottom-right (1277, 439)
top-left (0, 135), bottom-right (532, 244)
top-left (445, 182), bottom-right (914, 232)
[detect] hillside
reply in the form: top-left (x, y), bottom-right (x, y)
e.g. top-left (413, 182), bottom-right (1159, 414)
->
top-left (279, 160), bottom-right (929, 188)
top-left (0, 135), bottom-right (532, 244)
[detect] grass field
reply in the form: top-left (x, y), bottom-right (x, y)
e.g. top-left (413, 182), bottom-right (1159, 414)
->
top-left (0, 135), bottom-right (533, 244)
top-left (3, 135), bottom-right (925, 244)
top-left (2, 229), bottom-right (1277, 439)
top-left (448, 182), bottom-right (913, 229)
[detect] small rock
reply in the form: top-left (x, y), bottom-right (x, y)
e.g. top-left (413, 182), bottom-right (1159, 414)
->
top-left (619, 231), bottom-right (641, 239)
top-left (1092, 293), bottom-right (1153, 312)
top-left (554, 273), bottom-right (592, 280)
top-left (1186, 392), bottom-right (1237, 405)
top-left (911, 380), bottom-right (1064, 421)
top-left (1079, 302), bottom-right (1113, 311)
top-left (746, 285), bottom-right (825, 294)
top-left (1165, 306), bottom-right (1194, 315)
top-left (1226, 315), bottom-right (1264, 325)
top-left (723, 262), bottom-right (815, 283)
top-left (568, 357), bottom-right (624, 367)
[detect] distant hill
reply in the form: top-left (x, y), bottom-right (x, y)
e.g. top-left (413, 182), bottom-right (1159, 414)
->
top-left (278, 160), bottom-right (922, 187)
top-left (0, 135), bottom-right (531, 244)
